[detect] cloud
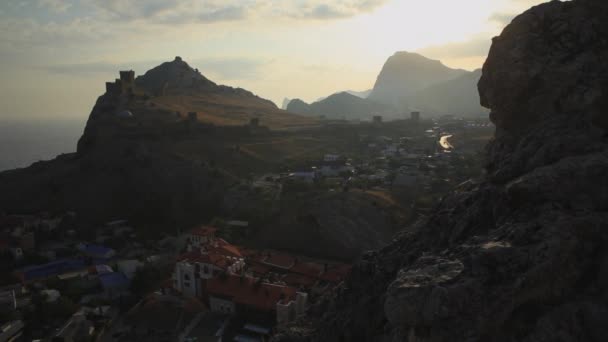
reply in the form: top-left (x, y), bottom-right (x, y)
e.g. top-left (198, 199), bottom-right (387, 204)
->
top-left (39, 62), bottom-right (117, 75)
top-left (193, 57), bottom-right (271, 80)
top-left (27, 0), bottom-right (390, 24)
top-left (292, 0), bottom-right (389, 20)
top-left (37, 57), bottom-right (271, 81)
top-left (417, 35), bottom-right (492, 60)
top-left (38, 0), bottom-right (73, 13)
top-left (489, 12), bottom-right (517, 26)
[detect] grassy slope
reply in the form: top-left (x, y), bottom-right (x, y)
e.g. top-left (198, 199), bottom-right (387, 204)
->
top-left (151, 94), bottom-right (318, 129)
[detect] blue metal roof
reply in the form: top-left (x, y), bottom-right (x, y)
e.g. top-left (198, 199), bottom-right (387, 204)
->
top-left (19, 259), bottom-right (86, 281)
top-left (80, 244), bottom-right (114, 258)
top-left (99, 272), bottom-right (129, 289)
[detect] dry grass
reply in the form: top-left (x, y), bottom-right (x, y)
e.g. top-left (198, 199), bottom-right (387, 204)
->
top-left (362, 190), bottom-right (400, 207)
top-left (150, 94), bottom-right (318, 129)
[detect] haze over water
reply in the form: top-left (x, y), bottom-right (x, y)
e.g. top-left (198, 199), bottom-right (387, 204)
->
top-left (0, 119), bottom-right (84, 171)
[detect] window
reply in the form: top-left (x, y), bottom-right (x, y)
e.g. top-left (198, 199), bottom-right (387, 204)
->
top-left (203, 265), bottom-right (209, 274)
top-left (184, 274), bottom-right (190, 280)
top-left (184, 282), bottom-right (190, 288)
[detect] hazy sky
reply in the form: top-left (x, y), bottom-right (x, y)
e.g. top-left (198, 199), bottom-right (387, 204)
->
top-left (0, 0), bottom-right (548, 120)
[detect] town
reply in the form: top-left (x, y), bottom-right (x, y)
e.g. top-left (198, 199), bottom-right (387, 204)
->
top-left (0, 110), bottom-right (492, 342)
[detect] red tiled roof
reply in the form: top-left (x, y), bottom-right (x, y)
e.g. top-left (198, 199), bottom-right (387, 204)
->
top-left (320, 264), bottom-right (352, 283)
top-left (291, 262), bottom-right (324, 278)
top-left (282, 273), bottom-right (317, 288)
top-left (249, 263), bottom-right (271, 276)
top-left (206, 274), bottom-right (297, 312)
top-left (263, 253), bottom-right (295, 269)
top-left (177, 251), bottom-right (232, 270)
top-left (209, 239), bottom-right (243, 258)
top-left (190, 226), bottom-right (218, 237)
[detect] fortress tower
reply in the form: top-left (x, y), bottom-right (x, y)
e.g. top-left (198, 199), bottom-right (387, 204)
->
top-left (411, 111), bottom-right (420, 123)
top-left (119, 70), bottom-right (135, 95)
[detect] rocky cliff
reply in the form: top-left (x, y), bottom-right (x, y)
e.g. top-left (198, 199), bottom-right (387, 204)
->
top-left (276, 0), bottom-right (608, 341)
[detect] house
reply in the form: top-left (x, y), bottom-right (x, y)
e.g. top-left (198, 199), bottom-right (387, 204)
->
top-left (317, 156), bottom-right (352, 178)
top-left (121, 293), bottom-right (209, 342)
top-left (16, 259), bottom-right (87, 283)
top-left (0, 290), bottom-right (16, 314)
top-left (173, 252), bottom-right (245, 297)
top-left (206, 239), bottom-right (244, 258)
top-left (0, 320), bottom-right (24, 342)
top-left (227, 220), bottom-right (249, 229)
top-left (41, 289), bottom-right (61, 302)
top-left (262, 252), bottom-right (296, 270)
top-left (77, 243), bottom-right (116, 260)
top-left (117, 259), bottom-right (143, 280)
top-left (186, 226), bottom-right (218, 250)
top-left (323, 154), bottom-right (341, 162)
top-left (289, 171), bottom-right (316, 183)
top-left (9, 247), bottom-right (23, 261)
top-left (205, 274), bottom-right (307, 324)
top-left (99, 272), bottom-right (130, 299)
top-left (55, 310), bottom-right (95, 342)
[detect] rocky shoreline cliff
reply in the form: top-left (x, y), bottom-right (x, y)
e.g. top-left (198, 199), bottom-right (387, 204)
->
top-left (275, 0), bottom-right (608, 341)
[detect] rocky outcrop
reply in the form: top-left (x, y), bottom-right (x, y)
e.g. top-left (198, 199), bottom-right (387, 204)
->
top-left (276, 0), bottom-right (608, 341)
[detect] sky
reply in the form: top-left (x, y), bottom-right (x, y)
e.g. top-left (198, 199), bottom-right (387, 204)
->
top-left (0, 0), bottom-right (549, 121)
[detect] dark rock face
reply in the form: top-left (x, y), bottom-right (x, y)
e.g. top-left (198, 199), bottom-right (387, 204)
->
top-left (275, 1), bottom-right (608, 341)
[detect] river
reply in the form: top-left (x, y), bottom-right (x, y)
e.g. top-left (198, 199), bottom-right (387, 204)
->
top-left (439, 134), bottom-right (454, 149)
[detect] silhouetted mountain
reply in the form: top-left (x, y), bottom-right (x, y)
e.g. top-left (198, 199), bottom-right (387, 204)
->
top-left (368, 51), bottom-right (467, 110)
top-left (281, 98), bottom-right (292, 109)
top-left (316, 89), bottom-right (372, 102)
top-left (286, 99), bottom-right (314, 115)
top-left (287, 92), bottom-right (388, 120)
top-left (408, 69), bottom-right (489, 116)
top-left (346, 89), bottom-right (372, 99)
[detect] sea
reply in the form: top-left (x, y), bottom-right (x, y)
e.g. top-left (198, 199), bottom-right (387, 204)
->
top-left (0, 119), bottom-right (86, 172)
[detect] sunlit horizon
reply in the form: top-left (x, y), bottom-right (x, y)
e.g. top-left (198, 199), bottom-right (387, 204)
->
top-left (0, 0), bottom-right (549, 120)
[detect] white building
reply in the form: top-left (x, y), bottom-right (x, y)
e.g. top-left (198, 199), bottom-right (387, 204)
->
top-left (117, 260), bottom-right (144, 280)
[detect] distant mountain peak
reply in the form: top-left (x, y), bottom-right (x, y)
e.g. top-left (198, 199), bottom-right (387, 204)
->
top-left (368, 51), bottom-right (468, 109)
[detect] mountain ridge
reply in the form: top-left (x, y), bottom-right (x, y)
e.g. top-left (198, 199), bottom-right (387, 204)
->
top-left (287, 91), bottom-right (388, 120)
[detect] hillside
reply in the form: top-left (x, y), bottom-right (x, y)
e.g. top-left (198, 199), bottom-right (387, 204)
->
top-left (276, 0), bottom-right (608, 341)
top-left (368, 51), bottom-right (467, 109)
top-left (128, 57), bottom-right (316, 129)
